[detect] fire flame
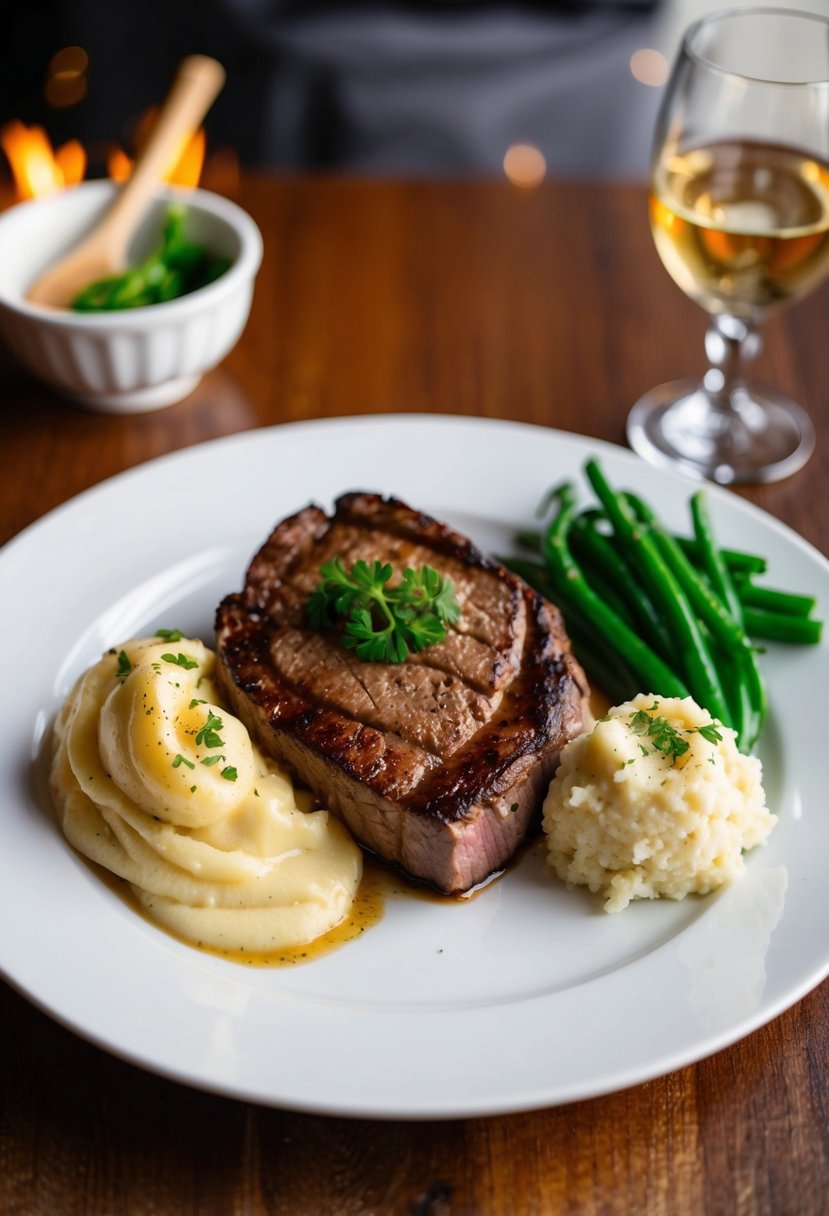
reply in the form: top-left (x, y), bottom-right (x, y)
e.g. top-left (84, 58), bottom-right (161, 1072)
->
top-left (0, 121), bottom-right (86, 199)
top-left (1, 107), bottom-right (207, 202)
top-left (107, 106), bottom-right (206, 188)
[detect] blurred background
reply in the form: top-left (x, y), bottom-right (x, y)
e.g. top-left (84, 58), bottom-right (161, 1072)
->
top-left (0, 0), bottom-right (819, 197)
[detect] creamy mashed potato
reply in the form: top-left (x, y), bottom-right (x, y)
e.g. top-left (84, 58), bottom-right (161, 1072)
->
top-left (543, 694), bottom-right (776, 913)
top-left (50, 637), bottom-right (362, 953)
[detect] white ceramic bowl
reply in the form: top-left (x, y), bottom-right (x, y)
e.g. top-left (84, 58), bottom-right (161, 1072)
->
top-left (0, 181), bottom-right (263, 413)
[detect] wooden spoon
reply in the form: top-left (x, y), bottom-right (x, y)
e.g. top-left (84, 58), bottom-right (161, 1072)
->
top-left (26, 54), bottom-right (226, 309)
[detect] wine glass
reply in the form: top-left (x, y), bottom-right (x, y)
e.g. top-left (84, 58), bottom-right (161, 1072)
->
top-left (627, 7), bottom-right (829, 484)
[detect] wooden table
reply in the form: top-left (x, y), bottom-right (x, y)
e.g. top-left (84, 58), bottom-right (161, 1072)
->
top-left (1, 174), bottom-right (827, 1216)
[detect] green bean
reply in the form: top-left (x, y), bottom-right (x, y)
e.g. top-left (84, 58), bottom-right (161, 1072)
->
top-left (690, 492), bottom-right (744, 622)
top-left (584, 461), bottom-right (731, 727)
top-left (736, 580), bottom-right (818, 619)
top-left (640, 516), bottom-right (749, 744)
top-left (673, 537), bottom-right (767, 576)
top-left (570, 513), bottom-right (672, 658)
top-left (742, 609), bottom-right (823, 645)
top-left (515, 529), bottom-right (542, 552)
top-left (559, 616), bottom-right (638, 706)
top-left (501, 555), bottom-right (554, 595)
top-left (707, 643), bottom-right (754, 748)
top-left (568, 531), bottom-right (639, 630)
top-left (515, 462), bottom-right (820, 754)
top-left (541, 483), bottom-right (690, 700)
top-left (501, 556), bottom-right (637, 703)
top-left (688, 491), bottom-right (766, 749)
top-left (624, 488), bottom-right (763, 748)
top-left (624, 493), bottom-right (745, 652)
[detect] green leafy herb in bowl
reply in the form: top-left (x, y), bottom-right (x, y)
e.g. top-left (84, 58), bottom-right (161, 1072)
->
top-left (71, 205), bottom-right (231, 312)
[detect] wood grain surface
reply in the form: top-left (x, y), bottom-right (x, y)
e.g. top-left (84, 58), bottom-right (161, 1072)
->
top-left (1, 174), bottom-right (827, 1216)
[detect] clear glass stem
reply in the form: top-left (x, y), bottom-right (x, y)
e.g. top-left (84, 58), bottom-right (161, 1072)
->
top-left (702, 314), bottom-right (762, 419)
top-left (626, 312), bottom-right (815, 484)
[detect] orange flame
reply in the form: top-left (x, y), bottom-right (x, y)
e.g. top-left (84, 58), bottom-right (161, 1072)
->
top-left (1, 107), bottom-right (207, 202)
top-left (107, 106), bottom-right (206, 188)
top-left (0, 121), bottom-right (86, 199)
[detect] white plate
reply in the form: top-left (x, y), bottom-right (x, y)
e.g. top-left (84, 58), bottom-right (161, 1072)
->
top-left (1, 415), bottom-right (827, 1119)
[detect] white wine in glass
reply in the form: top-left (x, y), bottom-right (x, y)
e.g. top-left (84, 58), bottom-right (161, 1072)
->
top-left (628, 8), bottom-right (829, 484)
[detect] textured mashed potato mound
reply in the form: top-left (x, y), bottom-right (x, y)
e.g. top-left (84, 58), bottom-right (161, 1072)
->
top-left (50, 637), bottom-right (362, 952)
top-left (542, 694), bottom-right (776, 913)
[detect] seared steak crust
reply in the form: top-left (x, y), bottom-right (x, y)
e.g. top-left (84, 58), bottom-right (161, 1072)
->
top-left (215, 492), bottom-right (588, 893)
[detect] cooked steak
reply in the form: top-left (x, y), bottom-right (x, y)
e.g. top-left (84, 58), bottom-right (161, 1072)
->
top-left (215, 492), bottom-right (589, 893)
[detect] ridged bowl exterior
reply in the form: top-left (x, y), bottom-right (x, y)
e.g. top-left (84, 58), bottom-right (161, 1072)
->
top-left (0, 182), bottom-right (262, 412)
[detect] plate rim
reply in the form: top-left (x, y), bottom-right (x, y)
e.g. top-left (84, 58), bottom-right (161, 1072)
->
top-left (2, 413), bottom-right (827, 1119)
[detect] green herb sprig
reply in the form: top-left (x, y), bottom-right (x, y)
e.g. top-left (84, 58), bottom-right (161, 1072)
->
top-left (195, 712), bottom-right (225, 750)
top-left (306, 557), bottom-right (461, 664)
top-left (162, 652), bottom-right (198, 671)
top-left (115, 650), bottom-right (133, 683)
top-left (626, 703), bottom-right (723, 763)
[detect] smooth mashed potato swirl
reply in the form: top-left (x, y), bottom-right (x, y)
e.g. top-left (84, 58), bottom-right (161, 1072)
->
top-left (50, 637), bottom-right (362, 953)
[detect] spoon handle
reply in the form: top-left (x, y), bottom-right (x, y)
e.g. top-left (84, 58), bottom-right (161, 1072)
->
top-left (99, 55), bottom-right (226, 259)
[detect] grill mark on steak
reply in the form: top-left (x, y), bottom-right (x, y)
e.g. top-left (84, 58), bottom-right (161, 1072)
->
top-left (254, 624), bottom-right (499, 760)
top-left (260, 535), bottom-right (522, 685)
top-left (219, 598), bottom-right (439, 797)
top-left (246, 497), bottom-right (524, 694)
top-left (215, 491), bottom-right (589, 892)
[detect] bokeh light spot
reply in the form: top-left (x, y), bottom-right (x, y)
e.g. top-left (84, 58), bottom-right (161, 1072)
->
top-left (630, 49), bottom-right (669, 87)
top-left (503, 144), bottom-right (547, 189)
top-left (44, 46), bottom-right (90, 108)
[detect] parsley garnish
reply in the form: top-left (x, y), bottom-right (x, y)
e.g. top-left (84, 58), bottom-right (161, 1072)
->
top-left (189, 698), bottom-right (207, 709)
top-left (628, 709), bottom-right (691, 760)
top-left (172, 753), bottom-right (195, 770)
top-left (626, 705), bottom-right (723, 764)
top-left (196, 712), bottom-right (225, 749)
top-left (162, 652), bottom-right (198, 670)
top-left (221, 766), bottom-right (238, 782)
top-left (155, 628), bottom-right (185, 642)
top-left (306, 557), bottom-right (461, 664)
top-left (115, 650), bottom-right (133, 683)
top-left (200, 754), bottom-right (225, 767)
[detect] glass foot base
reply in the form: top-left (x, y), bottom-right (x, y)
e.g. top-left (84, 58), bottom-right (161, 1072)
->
top-left (627, 380), bottom-right (815, 485)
